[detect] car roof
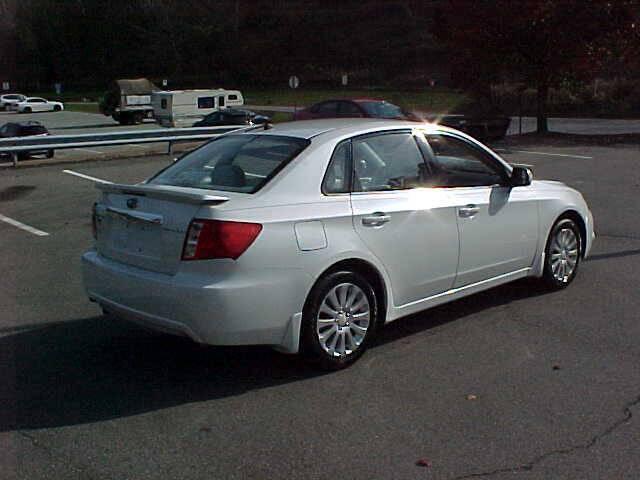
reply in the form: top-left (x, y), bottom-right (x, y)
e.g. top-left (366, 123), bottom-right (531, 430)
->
top-left (248, 118), bottom-right (447, 140)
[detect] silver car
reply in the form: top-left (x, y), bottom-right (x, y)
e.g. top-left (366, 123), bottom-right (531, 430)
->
top-left (82, 119), bottom-right (595, 369)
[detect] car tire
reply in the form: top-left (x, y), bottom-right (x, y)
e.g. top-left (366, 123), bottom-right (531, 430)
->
top-left (542, 217), bottom-right (581, 290)
top-left (23, 107), bottom-right (32, 113)
top-left (301, 270), bottom-right (378, 370)
top-left (54, 105), bottom-right (62, 112)
top-left (46, 149), bottom-right (54, 158)
top-left (134, 112), bottom-right (144, 124)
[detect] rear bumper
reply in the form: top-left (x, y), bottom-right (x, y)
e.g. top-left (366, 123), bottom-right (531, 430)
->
top-left (81, 250), bottom-right (311, 351)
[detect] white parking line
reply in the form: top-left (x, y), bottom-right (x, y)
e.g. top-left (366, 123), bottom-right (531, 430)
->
top-left (62, 169), bottom-right (112, 184)
top-left (0, 213), bottom-right (49, 236)
top-left (494, 148), bottom-right (593, 159)
top-left (73, 148), bottom-right (105, 154)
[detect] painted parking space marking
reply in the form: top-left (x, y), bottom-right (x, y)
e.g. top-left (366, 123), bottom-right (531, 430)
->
top-left (62, 169), bottom-right (112, 184)
top-left (0, 213), bottom-right (49, 236)
top-left (494, 148), bottom-right (593, 159)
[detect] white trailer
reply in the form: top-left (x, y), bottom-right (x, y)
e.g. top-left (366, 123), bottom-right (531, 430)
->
top-left (152, 89), bottom-right (244, 127)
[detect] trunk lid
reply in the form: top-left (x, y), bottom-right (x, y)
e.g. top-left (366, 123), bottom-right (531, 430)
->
top-left (94, 183), bottom-right (228, 274)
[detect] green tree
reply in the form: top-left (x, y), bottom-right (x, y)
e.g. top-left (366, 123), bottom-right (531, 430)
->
top-left (434, 0), bottom-right (639, 132)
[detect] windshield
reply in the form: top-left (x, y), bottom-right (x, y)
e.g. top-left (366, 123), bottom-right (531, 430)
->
top-left (358, 101), bottom-right (406, 119)
top-left (148, 134), bottom-right (310, 193)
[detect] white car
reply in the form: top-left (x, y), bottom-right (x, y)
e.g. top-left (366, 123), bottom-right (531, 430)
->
top-left (82, 119), bottom-right (595, 369)
top-left (0, 94), bottom-right (27, 111)
top-left (15, 97), bottom-right (64, 113)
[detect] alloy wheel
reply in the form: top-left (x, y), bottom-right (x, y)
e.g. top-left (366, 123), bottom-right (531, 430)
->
top-left (316, 282), bottom-right (370, 357)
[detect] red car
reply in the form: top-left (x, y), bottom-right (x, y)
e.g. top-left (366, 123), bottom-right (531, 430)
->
top-left (293, 98), bottom-right (416, 121)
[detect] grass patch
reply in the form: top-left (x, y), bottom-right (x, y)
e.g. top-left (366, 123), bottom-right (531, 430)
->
top-left (65, 102), bottom-right (100, 114)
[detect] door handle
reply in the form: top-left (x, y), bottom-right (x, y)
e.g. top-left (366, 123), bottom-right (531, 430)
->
top-left (458, 204), bottom-right (479, 218)
top-left (362, 212), bottom-right (391, 227)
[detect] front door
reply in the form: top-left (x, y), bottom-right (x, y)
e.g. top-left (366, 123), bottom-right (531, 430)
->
top-left (349, 131), bottom-right (459, 307)
top-left (422, 133), bottom-right (538, 287)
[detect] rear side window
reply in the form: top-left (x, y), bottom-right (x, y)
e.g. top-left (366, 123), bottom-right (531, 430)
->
top-left (197, 97), bottom-right (215, 109)
top-left (352, 132), bottom-right (426, 191)
top-left (149, 135), bottom-right (310, 193)
top-left (314, 102), bottom-right (338, 115)
top-left (323, 141), bottom-right (351, 194)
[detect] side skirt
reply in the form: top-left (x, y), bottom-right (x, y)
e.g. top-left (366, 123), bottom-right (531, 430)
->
top-left (387, 267), bottom-right (532, 322)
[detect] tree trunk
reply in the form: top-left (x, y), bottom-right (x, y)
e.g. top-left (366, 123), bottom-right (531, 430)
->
top-left (536, 81), bottom-right (549, 134)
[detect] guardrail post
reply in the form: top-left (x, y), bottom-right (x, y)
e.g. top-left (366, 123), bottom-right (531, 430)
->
top-left (11, 153), bottom-right (18, 168)
top-left (167, 141), bottom-right (173, 155)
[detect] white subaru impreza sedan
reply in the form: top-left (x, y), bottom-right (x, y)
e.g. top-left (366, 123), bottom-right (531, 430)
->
top-left (82, 119), bottom-right (594, 369)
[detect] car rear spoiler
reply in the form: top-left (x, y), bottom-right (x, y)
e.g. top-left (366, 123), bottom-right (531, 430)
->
top-left (96, 182), bottom-right (229, 205)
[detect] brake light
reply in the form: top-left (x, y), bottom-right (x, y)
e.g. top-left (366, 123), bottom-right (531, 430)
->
top-left (182, 219), bottom-right (262, 261)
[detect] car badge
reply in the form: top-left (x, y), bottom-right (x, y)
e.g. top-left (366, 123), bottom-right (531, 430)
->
top-left (126, 198), bottom-right (138, 209)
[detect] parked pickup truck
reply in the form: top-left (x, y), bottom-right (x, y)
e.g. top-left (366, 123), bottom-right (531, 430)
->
top-left (100, 78), bottom-right (159, 125)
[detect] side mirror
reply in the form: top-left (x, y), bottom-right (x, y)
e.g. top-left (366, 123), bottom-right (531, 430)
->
top-left (510, 166), bottom-right (533, 187)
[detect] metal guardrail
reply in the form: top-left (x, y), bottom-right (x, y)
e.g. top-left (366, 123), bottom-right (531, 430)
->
top-left (0, 125), bottom-right (247, 167)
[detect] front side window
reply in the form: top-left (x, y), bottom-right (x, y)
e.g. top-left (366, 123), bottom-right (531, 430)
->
top-left (337, 102), bottom-right (362, 116)
top-left (358, 101), bottom-right (404, 119)
top-left (352, 132), bottom-right (426, 192)
top-left (197, 97), bottom-right (215, 109)
top-left (423, 134), bottom-right (506, 187)
top-left (149, 135), bottom-right (310, 194)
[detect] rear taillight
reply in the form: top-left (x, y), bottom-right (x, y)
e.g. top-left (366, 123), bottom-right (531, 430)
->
top-left (91, 202), bottom-right (98, 239)
top-left (182, 219), bottom-right (262, 261)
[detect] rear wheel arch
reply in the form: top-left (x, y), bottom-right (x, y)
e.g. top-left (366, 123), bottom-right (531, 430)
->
top-left (308, 258), bottom-right (388, 326)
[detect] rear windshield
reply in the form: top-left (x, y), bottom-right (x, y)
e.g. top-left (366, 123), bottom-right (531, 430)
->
top-left (148, 134), bottom-right (310, 193)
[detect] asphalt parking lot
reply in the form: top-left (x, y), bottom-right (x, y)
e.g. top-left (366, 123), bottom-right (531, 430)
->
top-left (1, 138), bottom-right (639, 479)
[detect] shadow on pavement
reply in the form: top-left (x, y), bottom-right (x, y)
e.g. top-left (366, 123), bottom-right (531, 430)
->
top-left (0, 279), bottom-right (548, 431)
top-left (587, 248), bottom-right (640, 261)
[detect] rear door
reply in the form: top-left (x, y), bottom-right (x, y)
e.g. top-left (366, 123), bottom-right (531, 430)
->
top-left (350, 130), bottom-right (459, 306)
top-left (423, 132), bottom-right (538, 287)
